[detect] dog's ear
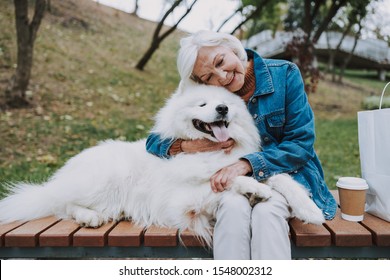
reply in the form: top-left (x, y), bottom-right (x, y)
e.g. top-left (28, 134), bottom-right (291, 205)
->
top-left (177, 80), bottom-right (198, 95)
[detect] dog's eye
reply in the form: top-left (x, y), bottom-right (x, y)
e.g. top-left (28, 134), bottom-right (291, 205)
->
top-left (199, 103), bottom-right (206, 107)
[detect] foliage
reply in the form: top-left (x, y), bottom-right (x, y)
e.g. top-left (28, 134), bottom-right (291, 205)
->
top-left (285, 33), bottom-right (320, 93)
top-left (283, 0), bottom-right (305, 31)
top-left (242, 0), bottom-right (286, 38)
top-left (214, 0), bottom-right (285, 35)
top-left (362, 96), bottom-right (390, 110)
top-left (282, 0), bottom-right (357, 93)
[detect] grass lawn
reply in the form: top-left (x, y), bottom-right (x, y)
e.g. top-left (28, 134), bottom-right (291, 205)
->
top-left (315, 118), bottom-right (360, 189)
top-left (0, 0), bottom-right (388, 194)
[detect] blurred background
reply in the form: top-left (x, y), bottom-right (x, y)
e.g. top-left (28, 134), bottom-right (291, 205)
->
top-left (1, 0), bottom-right (390, 192)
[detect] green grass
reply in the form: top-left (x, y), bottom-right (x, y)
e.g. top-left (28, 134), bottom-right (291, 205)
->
top-left (342, 69), bottom-right (390, 93)
top-left (315, 118), bottom-right (360, 189)
top-left (362, 96), bottom-right (390, 109)
top-left (0, 0), bottom-right (181, 188)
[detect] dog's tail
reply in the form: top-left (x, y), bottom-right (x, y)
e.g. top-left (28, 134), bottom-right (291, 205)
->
top-left (0, 182), bottom-right (57, 223)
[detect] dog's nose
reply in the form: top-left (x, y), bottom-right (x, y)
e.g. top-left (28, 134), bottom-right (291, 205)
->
top-left (216, 104), bottom-right (228, 116)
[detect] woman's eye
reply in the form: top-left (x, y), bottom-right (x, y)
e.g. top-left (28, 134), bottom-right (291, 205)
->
top-left (216, 59), bottom-right (223, 67)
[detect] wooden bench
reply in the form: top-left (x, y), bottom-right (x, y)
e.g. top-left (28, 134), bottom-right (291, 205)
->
top-left (1, 191), bottom-right (389, 259)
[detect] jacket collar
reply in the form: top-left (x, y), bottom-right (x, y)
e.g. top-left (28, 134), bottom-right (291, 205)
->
top-left (246, 49), bottom-right (274, 96)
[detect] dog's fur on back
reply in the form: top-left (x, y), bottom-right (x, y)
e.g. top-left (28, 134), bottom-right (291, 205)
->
top-left (0, 84), bottom-right (324, 246)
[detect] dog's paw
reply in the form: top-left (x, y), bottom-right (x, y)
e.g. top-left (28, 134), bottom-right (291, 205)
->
top-left (292, 204), bottom-right (325, 225)
top-left (74, 209), bottom-right (105, 228)
top-left (256, 184), bottom-right (273, 201)
top-left (233, 176), bottom-right (272, 202)
top-left (245, 192), bottom-right (269, 207)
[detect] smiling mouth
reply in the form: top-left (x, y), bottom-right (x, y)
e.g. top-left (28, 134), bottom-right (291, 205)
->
top-left (224, 73), bottom-right (235, 87)
top-left (192, 119), bottom-right (230, 142)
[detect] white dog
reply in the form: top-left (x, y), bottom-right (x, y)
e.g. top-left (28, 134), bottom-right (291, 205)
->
top-left (0, 84), bottom-right (324, 246)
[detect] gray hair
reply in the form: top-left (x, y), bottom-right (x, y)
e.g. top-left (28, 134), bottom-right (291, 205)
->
top-left (177, 30), bottom-right (247, 83)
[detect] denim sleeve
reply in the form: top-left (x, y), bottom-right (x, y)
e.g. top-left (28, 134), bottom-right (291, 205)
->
top-left (145, 133), bottom-right (174, 159)
top-left (242, 64), bottom-right (316, 181)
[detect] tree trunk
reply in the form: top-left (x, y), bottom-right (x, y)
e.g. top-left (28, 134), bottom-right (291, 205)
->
top-left (5, 0), bottom-right (46, 108)
top-left (135, 41), bottom-right (160, 71)
top-left (135, 0), bottom-right (197, 71)
top-left (132, 0), bottom-right (139, 16)
top-left (312, 0), bottom-right (348, 43)
top-left (338, 23), bottom-right (362, 83)
top-left (330, 23), bottom-right (352, 81)
top-left (325, 32), bottom-right (334, 73)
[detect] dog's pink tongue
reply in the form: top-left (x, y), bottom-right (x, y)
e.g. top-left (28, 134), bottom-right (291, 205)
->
top-left (210, 123), bottom-right (229, 142)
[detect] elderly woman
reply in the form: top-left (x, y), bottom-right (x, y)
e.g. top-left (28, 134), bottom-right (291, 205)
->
top-left (145, 30), bottom-right (336, 260)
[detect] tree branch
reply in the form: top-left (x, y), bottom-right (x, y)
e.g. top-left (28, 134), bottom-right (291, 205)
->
top-left (30, 0), bottom-right (47, 43)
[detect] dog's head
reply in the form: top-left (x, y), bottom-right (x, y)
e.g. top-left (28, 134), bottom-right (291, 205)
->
top-left (152, 84), bottom-right (260, 151)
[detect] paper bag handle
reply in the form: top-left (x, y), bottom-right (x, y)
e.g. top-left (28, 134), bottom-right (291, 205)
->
top-left (380, 81), bottom-right (390, 109)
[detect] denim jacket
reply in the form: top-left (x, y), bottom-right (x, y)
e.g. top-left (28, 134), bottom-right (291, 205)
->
top-left (146, 50), bottom-right (337, 220)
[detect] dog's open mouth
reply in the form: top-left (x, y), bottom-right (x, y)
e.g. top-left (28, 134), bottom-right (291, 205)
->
top-left (192, 119), bottom-right (230, 142)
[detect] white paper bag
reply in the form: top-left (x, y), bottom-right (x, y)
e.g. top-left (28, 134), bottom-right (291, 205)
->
top-left (358, 82), bottom-right (390, 222)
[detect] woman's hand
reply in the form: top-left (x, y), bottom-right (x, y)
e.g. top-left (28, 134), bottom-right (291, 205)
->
top-left (181, 138), bottom-right (235, 154)
top-left (210, 160), bottom-right (252, 193)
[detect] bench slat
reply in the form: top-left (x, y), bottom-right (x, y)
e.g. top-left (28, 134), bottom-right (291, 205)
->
top-left (361, 214), bottom-right (390, 246)
top-left (39, 219), bottom-right (80, 247)
top-left (0, 221), bottom-right (25, 247)
top-left (179, 229), bottom-right (209, 247)
top-left (144, 226), bottom-right (177, 247)
top-left (330, 190), bottom-right (339, 203)
top-left (0, 189), bottom-right (388, 259)
top-left (5, 216), bottom-right (60, 247)
top-left (289, 218), bottom-right (331, 247)
top-left (324, 209), bottom-right (372, 246)
top-left (108, 221), bottom-right (144, 247)
top-left (73, 221), bottom-right (117, 247)
top-left (330, 190), bottom-right (390, 246)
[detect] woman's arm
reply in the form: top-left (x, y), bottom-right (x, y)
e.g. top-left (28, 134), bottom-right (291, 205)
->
top-left (242, 64), bottom-right (315, 182)
top-left (145, 133), bottom-right (174, 158)
top-left (146, 133), bottom-right (235, 158)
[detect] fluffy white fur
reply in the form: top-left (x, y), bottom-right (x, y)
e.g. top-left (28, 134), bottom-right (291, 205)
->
top-left (0, 84), bottom-right (324, 246)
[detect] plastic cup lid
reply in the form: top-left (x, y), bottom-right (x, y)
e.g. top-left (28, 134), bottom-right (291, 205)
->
top-left (336, 177), bottom-right (368, 190)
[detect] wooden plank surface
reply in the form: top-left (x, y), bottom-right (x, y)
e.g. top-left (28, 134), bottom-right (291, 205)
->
top-left (0, 221), bottom-right (25, 247)
top-left (361, 214), bottom-right (390, 246)
top-left (1, 189), bottom-right (387, 252)
top-left (289, 218), bottom-right (331, 247)
top-left (179, 229), bottom-right (209, 247)
top-left (108, 221), bottom-right (144, 247)
top-left (73, 221), bottom-right (117, 247)
top-left (5, 216), bottom-right (60, 247)
top-left (330, 190), bottom-right (339, 204)
top-left (330, 190), bottom-right (390, 246)
top-left (324, 209), bottom-right (372, 246)
top-left (144, 225), bottom-right (178, 247)
top-left (39, 219), bottom-right (80, 247)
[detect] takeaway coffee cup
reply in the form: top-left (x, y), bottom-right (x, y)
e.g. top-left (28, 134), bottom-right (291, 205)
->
top-left (336, 177), bottom-right (369, 222)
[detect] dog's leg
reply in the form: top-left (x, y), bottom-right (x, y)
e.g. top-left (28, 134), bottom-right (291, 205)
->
top-left (65, 204), bottom-right (106, 228)
top-left (266, 174), bottom-right (325, 225)
top-left (230, 176), bottom-right (272, 206)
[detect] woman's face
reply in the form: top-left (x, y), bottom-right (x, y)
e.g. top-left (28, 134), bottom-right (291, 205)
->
top-left (192, 46), bottom-right (245, 92)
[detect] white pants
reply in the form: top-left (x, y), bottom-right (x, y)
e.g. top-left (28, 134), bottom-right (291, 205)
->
top-left (213, 190), bottom-right (292, 260)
